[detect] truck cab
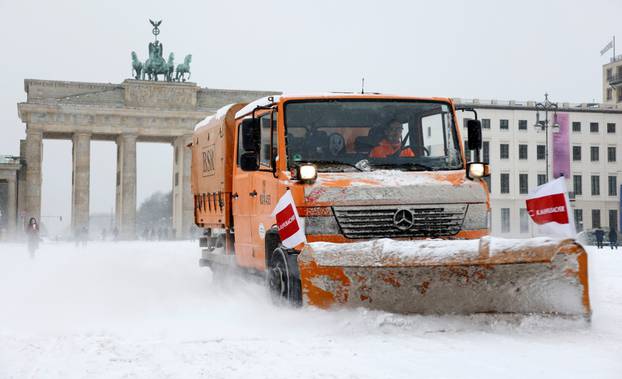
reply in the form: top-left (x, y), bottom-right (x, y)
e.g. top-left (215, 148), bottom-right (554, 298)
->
top-left (191, 94), bottom-right (490, 301)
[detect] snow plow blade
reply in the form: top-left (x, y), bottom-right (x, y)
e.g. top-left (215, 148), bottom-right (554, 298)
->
top-left (298, 237), bottom-right (591, 317)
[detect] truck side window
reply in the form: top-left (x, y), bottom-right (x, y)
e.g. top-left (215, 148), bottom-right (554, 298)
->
top-left (236, 123), bottom-right (246, 166)
top-left (259, 111), bottom-right (278, 168)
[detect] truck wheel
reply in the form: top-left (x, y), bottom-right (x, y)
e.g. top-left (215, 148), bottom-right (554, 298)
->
top-left (267, 247), bottom-right (302, 306)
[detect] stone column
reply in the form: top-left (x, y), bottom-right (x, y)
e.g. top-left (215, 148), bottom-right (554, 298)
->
top-left (115, 134), bottom-right (137, 239)
top-left (7, 175), bottom-right (17, 236)
top-left (172, 135), bottom-right (193, 238)
top-left (17, 140), bottom-right (27, 233)
top-left (24, 129), bottom-right (43, 225)
top-left (71, 132), bottom-right (91, 237)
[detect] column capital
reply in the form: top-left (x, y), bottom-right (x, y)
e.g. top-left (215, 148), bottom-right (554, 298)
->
top-left (117, 133), bottom-right (138, 144)
top-left (25, 128), bottom-right (43, 137)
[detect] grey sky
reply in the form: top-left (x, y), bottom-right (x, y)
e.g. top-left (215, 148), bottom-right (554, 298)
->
top-left (0, 0), bottom-right (620, 234)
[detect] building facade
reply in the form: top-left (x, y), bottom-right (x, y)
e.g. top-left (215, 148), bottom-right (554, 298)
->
top-left (454, 98), bottom-right (622, 237)
top-left (603, 55), bottom-right (622, 105)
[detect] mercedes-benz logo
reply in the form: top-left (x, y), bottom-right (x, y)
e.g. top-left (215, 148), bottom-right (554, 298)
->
top-left (393, 208), bottom-right (415, 230)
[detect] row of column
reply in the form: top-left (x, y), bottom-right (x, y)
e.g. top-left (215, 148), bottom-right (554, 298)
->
top-left (23, 131), bottom-right (193, 239)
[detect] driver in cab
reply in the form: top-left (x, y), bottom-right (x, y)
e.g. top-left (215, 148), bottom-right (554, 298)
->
top-left (369, 120), bottom-right (415, 158)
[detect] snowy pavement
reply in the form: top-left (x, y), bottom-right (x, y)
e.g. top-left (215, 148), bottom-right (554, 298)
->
top-left (0, 241), bottom-right (620, 379)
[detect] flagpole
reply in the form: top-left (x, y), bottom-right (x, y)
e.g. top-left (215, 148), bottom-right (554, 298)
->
top-left (614, 35), bottom-right (616, 61)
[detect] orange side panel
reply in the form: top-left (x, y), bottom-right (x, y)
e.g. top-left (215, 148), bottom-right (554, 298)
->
top-left (191, 103), bottom-right (246, 228)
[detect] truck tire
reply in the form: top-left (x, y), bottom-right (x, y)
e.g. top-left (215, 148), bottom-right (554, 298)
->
top-left (267, 247), bottom-right (302, 306)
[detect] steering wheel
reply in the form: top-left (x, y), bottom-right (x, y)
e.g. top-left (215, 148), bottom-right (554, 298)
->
top-left (328, 133), bottom-right (345, 156)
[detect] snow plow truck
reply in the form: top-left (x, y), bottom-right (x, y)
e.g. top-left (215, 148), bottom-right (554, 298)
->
top-left (190, 93), bottom-right (591, 317)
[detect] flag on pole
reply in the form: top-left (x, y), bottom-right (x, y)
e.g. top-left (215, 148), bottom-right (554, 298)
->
top-left (272, 190), bottom-right (306, 248)
top-left (601, 39), bottom-right (614, 56)
top-left (526, 177), bottom-right (576, 238)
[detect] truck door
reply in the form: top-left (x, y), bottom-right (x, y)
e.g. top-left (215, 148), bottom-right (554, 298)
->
top-left (249, 110), bottom-right (279, 270)
top-left (232, 121), bottom-right (254, 267)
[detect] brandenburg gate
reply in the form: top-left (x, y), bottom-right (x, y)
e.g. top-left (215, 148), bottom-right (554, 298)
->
top-left (17, 79), bottom-right (275, 238)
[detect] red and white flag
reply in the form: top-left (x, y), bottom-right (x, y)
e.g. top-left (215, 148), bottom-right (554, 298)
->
top-left (526, 177), bottom-right (576, 237)
top-left (272, 190), bottom-right (306, 248)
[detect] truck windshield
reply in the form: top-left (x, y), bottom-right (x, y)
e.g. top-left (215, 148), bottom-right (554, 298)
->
top-left (284, 100), bottom-right (463, 172)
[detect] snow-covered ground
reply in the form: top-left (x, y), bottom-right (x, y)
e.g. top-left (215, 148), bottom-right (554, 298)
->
top-left (0, 241), bottom-right (620, 379)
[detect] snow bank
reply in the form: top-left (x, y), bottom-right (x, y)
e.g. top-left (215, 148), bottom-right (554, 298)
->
top-left (0, 241), bottom-right (620, 378)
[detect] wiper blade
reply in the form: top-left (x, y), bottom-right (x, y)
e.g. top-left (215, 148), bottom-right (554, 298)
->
top-left (370, 162), bottom-right (435, 171)
top-left (312, 160), bottom-right (365, 172)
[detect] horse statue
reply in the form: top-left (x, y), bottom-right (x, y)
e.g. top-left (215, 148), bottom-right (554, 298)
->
top-left (166, 52), bottom-right (175, 82)
top-left (175, 54), bottom-right (192, 82)
top-left (131, 51), bottom-right (143, 80)
top-left (142, 40), bottom-right (169, 81)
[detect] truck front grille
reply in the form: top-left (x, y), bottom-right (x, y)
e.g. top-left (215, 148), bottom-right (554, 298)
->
top-left (332, 204), bottom-right (467, 239)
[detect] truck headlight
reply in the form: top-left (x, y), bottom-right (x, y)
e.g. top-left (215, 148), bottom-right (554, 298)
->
top-left (467, 162), bottom-right (490, 180)
top-left (297, 164), bottom-right (317, 182)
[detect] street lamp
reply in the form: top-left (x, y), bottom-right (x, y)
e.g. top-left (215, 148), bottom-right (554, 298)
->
top-left (534, 93), bottom-right (560, 182)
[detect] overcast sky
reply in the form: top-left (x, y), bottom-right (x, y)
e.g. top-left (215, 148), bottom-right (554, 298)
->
top-left (0, 0), bottom-right (620, 234)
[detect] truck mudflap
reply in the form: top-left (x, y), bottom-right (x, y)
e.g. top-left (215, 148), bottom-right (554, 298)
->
top-left (297, 237), bottom-right (591, 317)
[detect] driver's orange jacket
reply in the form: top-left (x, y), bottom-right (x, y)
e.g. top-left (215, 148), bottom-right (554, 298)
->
top-left (369, 139), bottom-right (415, 158)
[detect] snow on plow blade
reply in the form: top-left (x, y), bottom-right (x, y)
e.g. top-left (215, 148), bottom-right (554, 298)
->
top-left (298, 237), bottom-right (591, 317)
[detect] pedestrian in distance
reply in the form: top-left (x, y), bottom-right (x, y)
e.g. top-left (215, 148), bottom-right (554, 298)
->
top-left (594, 228), bottom-right (605, 249)
top-left (609, 228), bottom-right (618, 249)
top-left (25, 217), bottom-right (40, 259)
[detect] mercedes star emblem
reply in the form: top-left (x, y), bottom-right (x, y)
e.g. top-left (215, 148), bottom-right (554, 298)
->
top-left (393, 208), bottom-right (415, 230)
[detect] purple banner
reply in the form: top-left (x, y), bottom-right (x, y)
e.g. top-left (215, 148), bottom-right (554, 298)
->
top-left (553, 113), bottom-right (570, 179)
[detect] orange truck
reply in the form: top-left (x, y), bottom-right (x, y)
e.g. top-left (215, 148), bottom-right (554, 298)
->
top-left (191, 94), bottom-right (590, 316)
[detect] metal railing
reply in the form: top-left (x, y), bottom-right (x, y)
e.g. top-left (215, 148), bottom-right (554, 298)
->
top-left (608, 74), bottom-right (622, 86)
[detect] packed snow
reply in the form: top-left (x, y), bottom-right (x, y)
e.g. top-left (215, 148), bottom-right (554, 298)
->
top-left (0, 240), bottom-right (621, 378)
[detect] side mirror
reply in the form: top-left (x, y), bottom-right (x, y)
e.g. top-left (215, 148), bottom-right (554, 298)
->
top-left (240, 152), bottom-right (259, 171)
top-left (466, 119), bottom-right (482, 150)
top-left (241, 118), bottom-right (260, 152)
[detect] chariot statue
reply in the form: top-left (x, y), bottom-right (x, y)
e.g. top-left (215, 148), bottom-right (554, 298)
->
top-left (130, 20), bottom-right (192, 82)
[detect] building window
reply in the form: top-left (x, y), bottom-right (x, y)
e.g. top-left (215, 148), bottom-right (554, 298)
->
top-left (608, 146), bottom-right (616, 162)
top-left (520, 208), bottom-right (529, 233)
top-left (501, 208), bottom-right (510, 233)
top-left (537, 174), bottom-right (546, 186)
top-left (518, 120), bottom-right (527, 130)
top-left (537, 145), bottom-right (545, 160)
top-left (572, 121), bottom-right (581, 132)
top-left (591, 175), bottom-right (600, 196)
top-left (607, 88), bottom-right (613, 101)
top-left (500, 144), bottom-right (509, 159)
top-left (610, 210), bottom-right (618, 231)
top-left (590, 122), bottom-right (599, 133)
top-left (481, 119), bottom-right (491, 129)
top-left (574, 209), bottom-right (583, 232)
top-left (618, 88), bottom-right (622, 102)
top-left (518, 144), bottom-right (528, 160)
top-left (519, 173), bottom-right (529, 194)
top-left (607, 123), bottom-right (616, 133)
top-left (607, 68), bottom-right (613, 79)
top-left (483, 141), bottom-right (490, 163)
top-left (609, 175), bottom-right (617, 196)
top-left (573, 175), bottom-right (582, 195)
top-left (500, 173), bottom-right (510, 194)
top-left (572, 146), bottom-right (581, 161)
top-left (592, 209), bottom-right (601, 229)
top-left (590, 146), bottom-right (599, 162)
top-left (500, 119), bottom-right (509, 130)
